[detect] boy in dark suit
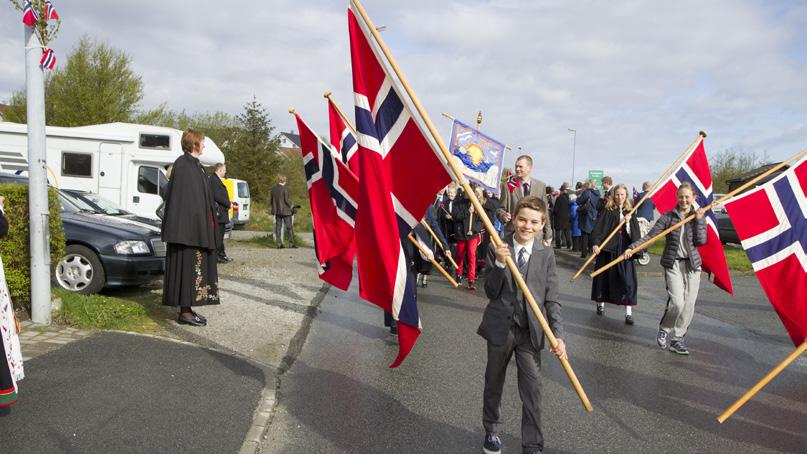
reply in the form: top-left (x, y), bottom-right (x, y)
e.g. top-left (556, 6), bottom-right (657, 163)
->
top-left (478, 196), bottom-right (567, 454)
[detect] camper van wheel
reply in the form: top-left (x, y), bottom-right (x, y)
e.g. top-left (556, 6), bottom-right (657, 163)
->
top-left (55, 245), bottom-right (106, 294)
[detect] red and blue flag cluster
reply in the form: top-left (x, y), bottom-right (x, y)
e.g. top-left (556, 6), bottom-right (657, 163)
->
top-left (21, 1), bottom-right (60, 71)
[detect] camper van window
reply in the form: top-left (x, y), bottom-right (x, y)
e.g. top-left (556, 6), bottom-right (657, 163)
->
top-left (139, 134), bottom-right (170, 150)
top-left (137, 166), bottom-right (169, 195)
top-left (62, 152), bottom-right (92, 177)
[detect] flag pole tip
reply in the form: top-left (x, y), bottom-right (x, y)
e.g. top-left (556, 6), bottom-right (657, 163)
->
top-left (699, 131), bottom-right (707, 138)
top-left (323, 91), bottom-right (332, 98)
top-left (288, 108), bottom-right (296, 114)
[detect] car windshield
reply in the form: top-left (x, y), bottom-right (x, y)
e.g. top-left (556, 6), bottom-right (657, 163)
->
top-left (73, 192), bottom-right (128, 215)
top-left (58, 190), bottom-right (99, 213)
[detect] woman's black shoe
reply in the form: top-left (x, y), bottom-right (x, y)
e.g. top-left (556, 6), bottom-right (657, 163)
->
top-left (177, 314), bottom-right (206, 326)
top-left (596, 305), bottom-right (604, 316)
top-left (625, 315), bottom-right (635, 325)
top-left (192, 311), bottom-right (207, 323)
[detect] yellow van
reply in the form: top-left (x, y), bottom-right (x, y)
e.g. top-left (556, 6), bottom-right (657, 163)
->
top-left (222, 177), bottom-right (250, 228)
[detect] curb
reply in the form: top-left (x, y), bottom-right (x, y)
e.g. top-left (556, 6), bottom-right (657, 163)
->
top-left (242, 282), bottom-right (331, 454)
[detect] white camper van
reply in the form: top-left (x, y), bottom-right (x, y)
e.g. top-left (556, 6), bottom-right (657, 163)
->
top-left (0, 122), bottom-right (226, 219)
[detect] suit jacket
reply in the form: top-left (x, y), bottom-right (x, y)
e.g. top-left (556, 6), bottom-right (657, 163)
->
top-left (270, 183), bottom-right (292, 216)
top-left (209, 174), bottom-right (231, 224)
top-left (496, 176), bottom-right (552, 241)
top-left (477, 234), bottom-right (563, 351)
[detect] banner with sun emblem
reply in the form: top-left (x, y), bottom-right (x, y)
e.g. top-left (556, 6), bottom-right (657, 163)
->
top-left (449, 119), bottom-right (506, 196)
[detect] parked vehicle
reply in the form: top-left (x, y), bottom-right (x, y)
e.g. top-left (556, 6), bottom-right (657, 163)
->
top-left (62, 189), bottom-right (161, 228)
top-left (0, 173), bottom-right (165, 293)
top-left (0, 121), bottom-right (225, 220)
top-left (715, 211), bottom-right (740, 245)
top-left (223, 177), bottom-right (250, 229)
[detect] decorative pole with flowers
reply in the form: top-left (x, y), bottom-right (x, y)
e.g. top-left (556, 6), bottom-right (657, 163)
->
top-left (8, 0), bottom-right (61, 324)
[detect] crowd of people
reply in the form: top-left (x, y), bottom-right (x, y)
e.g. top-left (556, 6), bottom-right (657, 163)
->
top-left (401, 154), bottom-right (710, 454)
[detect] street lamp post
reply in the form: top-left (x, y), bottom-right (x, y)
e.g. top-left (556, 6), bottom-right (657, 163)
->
top-left (568, 128), bottom-right (577, 185)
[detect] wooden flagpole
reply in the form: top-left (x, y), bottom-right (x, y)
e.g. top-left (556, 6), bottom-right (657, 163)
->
top-left (408, 234), bottom-right (459, 287)
top-left (351, 0), bottom-right (592, 412)
top-left (590, 149), bottom-right (807, 278)
top-left (324, 91), bottom-right (358, 135)
top-left (717, 342), bottom-right (806, 423)
top-left (570, 132), bottom-right (706, 282)
top-left (420, 220), bottom-right (459, 269)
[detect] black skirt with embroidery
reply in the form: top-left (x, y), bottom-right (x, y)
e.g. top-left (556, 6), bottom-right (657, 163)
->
top-left (162, 244), bottom-right (220, 307)
top-left (590, 229), bottom-right (638, 306)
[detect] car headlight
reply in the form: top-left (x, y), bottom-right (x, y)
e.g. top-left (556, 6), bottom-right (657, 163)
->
top-left (114, 240), bottom-right (151, 255)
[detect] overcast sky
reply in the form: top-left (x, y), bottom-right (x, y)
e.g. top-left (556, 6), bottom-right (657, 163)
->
top-left (1, 0), bottom-right (805, 187)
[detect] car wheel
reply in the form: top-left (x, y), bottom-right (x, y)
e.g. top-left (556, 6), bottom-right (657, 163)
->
top-left (55, 244), bottom-right (106, 294)
top-left (637, 252), bottom-right (651, 266)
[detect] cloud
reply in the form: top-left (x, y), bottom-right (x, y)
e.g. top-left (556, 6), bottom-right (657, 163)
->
top-left (1, 0), bottom-right (804, 187)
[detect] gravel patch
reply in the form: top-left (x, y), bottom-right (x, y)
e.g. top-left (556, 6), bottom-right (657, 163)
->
top-left (169, 238), bottom-right (326, 369)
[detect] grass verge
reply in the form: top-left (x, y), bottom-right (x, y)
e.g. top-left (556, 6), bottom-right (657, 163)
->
top-left (245, 201), bottom-right (313, 233)
top-left (54, 287), bottom-right (169, 333)
top-left (232, 232), bottom-right (309, 249)
top-left (647, 242), bottom-right (752, 272)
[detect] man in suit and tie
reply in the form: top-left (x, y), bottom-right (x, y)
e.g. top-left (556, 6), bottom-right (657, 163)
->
top-left (270, 174), bottom-right (296, 248)
top-left (209, 163), bottom-right (232, 263)
top-left (497, 155), bottom-right (553, 245)
top-left (479, 196), bottom-right (567, 454)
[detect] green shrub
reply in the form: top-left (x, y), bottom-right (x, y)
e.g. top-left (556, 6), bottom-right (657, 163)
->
top-left (0, 183), bottom-right (66, 311)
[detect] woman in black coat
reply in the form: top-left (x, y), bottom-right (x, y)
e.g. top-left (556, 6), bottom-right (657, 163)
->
top-left (161, 129), bottom-right (219, 326)
top-left (552, 184), bottom-right (572, 249)
top-left (590, 184), bottom-right (641, 324)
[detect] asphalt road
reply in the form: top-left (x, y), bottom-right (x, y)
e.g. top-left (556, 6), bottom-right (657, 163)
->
top-left (264, 255), bottom-right (806, 453)
top-left (0, 332), bottom-right (266, 454)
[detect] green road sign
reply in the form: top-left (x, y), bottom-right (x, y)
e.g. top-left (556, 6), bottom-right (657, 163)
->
top-left (588, 170), bottom-right (604, 190)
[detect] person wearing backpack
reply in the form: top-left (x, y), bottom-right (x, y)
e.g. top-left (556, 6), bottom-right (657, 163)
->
top-left (576, 179), bottom-right (600, 258)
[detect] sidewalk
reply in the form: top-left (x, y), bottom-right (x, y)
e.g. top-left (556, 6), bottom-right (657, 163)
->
top-left (1, 234), bottom-right (325, 454)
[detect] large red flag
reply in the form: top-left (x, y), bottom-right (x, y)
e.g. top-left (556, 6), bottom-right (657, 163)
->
top-left (294, 113), bottom-right (358, 291)
top-left (348, 6), bottom-right (452, 367)
top-left (327, 98), bottom-right (360, 175)
top-left (723, 157), bottom-right (806, 346)
top-left (650, 138), bottom-right (734, 295)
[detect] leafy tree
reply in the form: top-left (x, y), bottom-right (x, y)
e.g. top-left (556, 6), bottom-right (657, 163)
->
top-left (3, 36), bottom-right (144, 126)
top-left (224, 97), bottom-right (282, 203)
top-left (710, 147), bottom-right (769, 193)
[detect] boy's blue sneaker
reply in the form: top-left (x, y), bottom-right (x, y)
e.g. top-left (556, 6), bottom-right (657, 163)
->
top-left (669, 340), bottom-right (690, 355)
top-left (482, 433), bottom-right (501, 454)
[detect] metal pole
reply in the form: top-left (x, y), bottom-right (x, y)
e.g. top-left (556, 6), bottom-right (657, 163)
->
top-left (25, 25), bottom-right (52, 325)
top-left (568, 128), bottom-right (576, 185)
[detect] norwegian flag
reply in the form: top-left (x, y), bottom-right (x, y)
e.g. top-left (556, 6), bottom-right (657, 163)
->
top-left (294, 113), bottom-right (358, 291)
top-left (22, 1), bottom-right (39, 26)
top-left (505, 169), bottom-right (521, 193)
top-left (45, 1), bottom-right (59, 20)
top-left (40, 48), bottom-right (56, 70)
top-left (327, 98), bottom-right (359, 175)
top-left (349, 6), bottom-right (452, 367)
top-left (650, 137), bottom-right (733, 294)
top-left (724, 157), bottom-right (806, 346)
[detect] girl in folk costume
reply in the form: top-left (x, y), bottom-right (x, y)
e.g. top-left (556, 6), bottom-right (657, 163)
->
top-left (590, 184), bottom-right (642, 324)
top-left (161, 129), bottom-right (220, 326)
top-left (0, 199), bottom-right (24, 407)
